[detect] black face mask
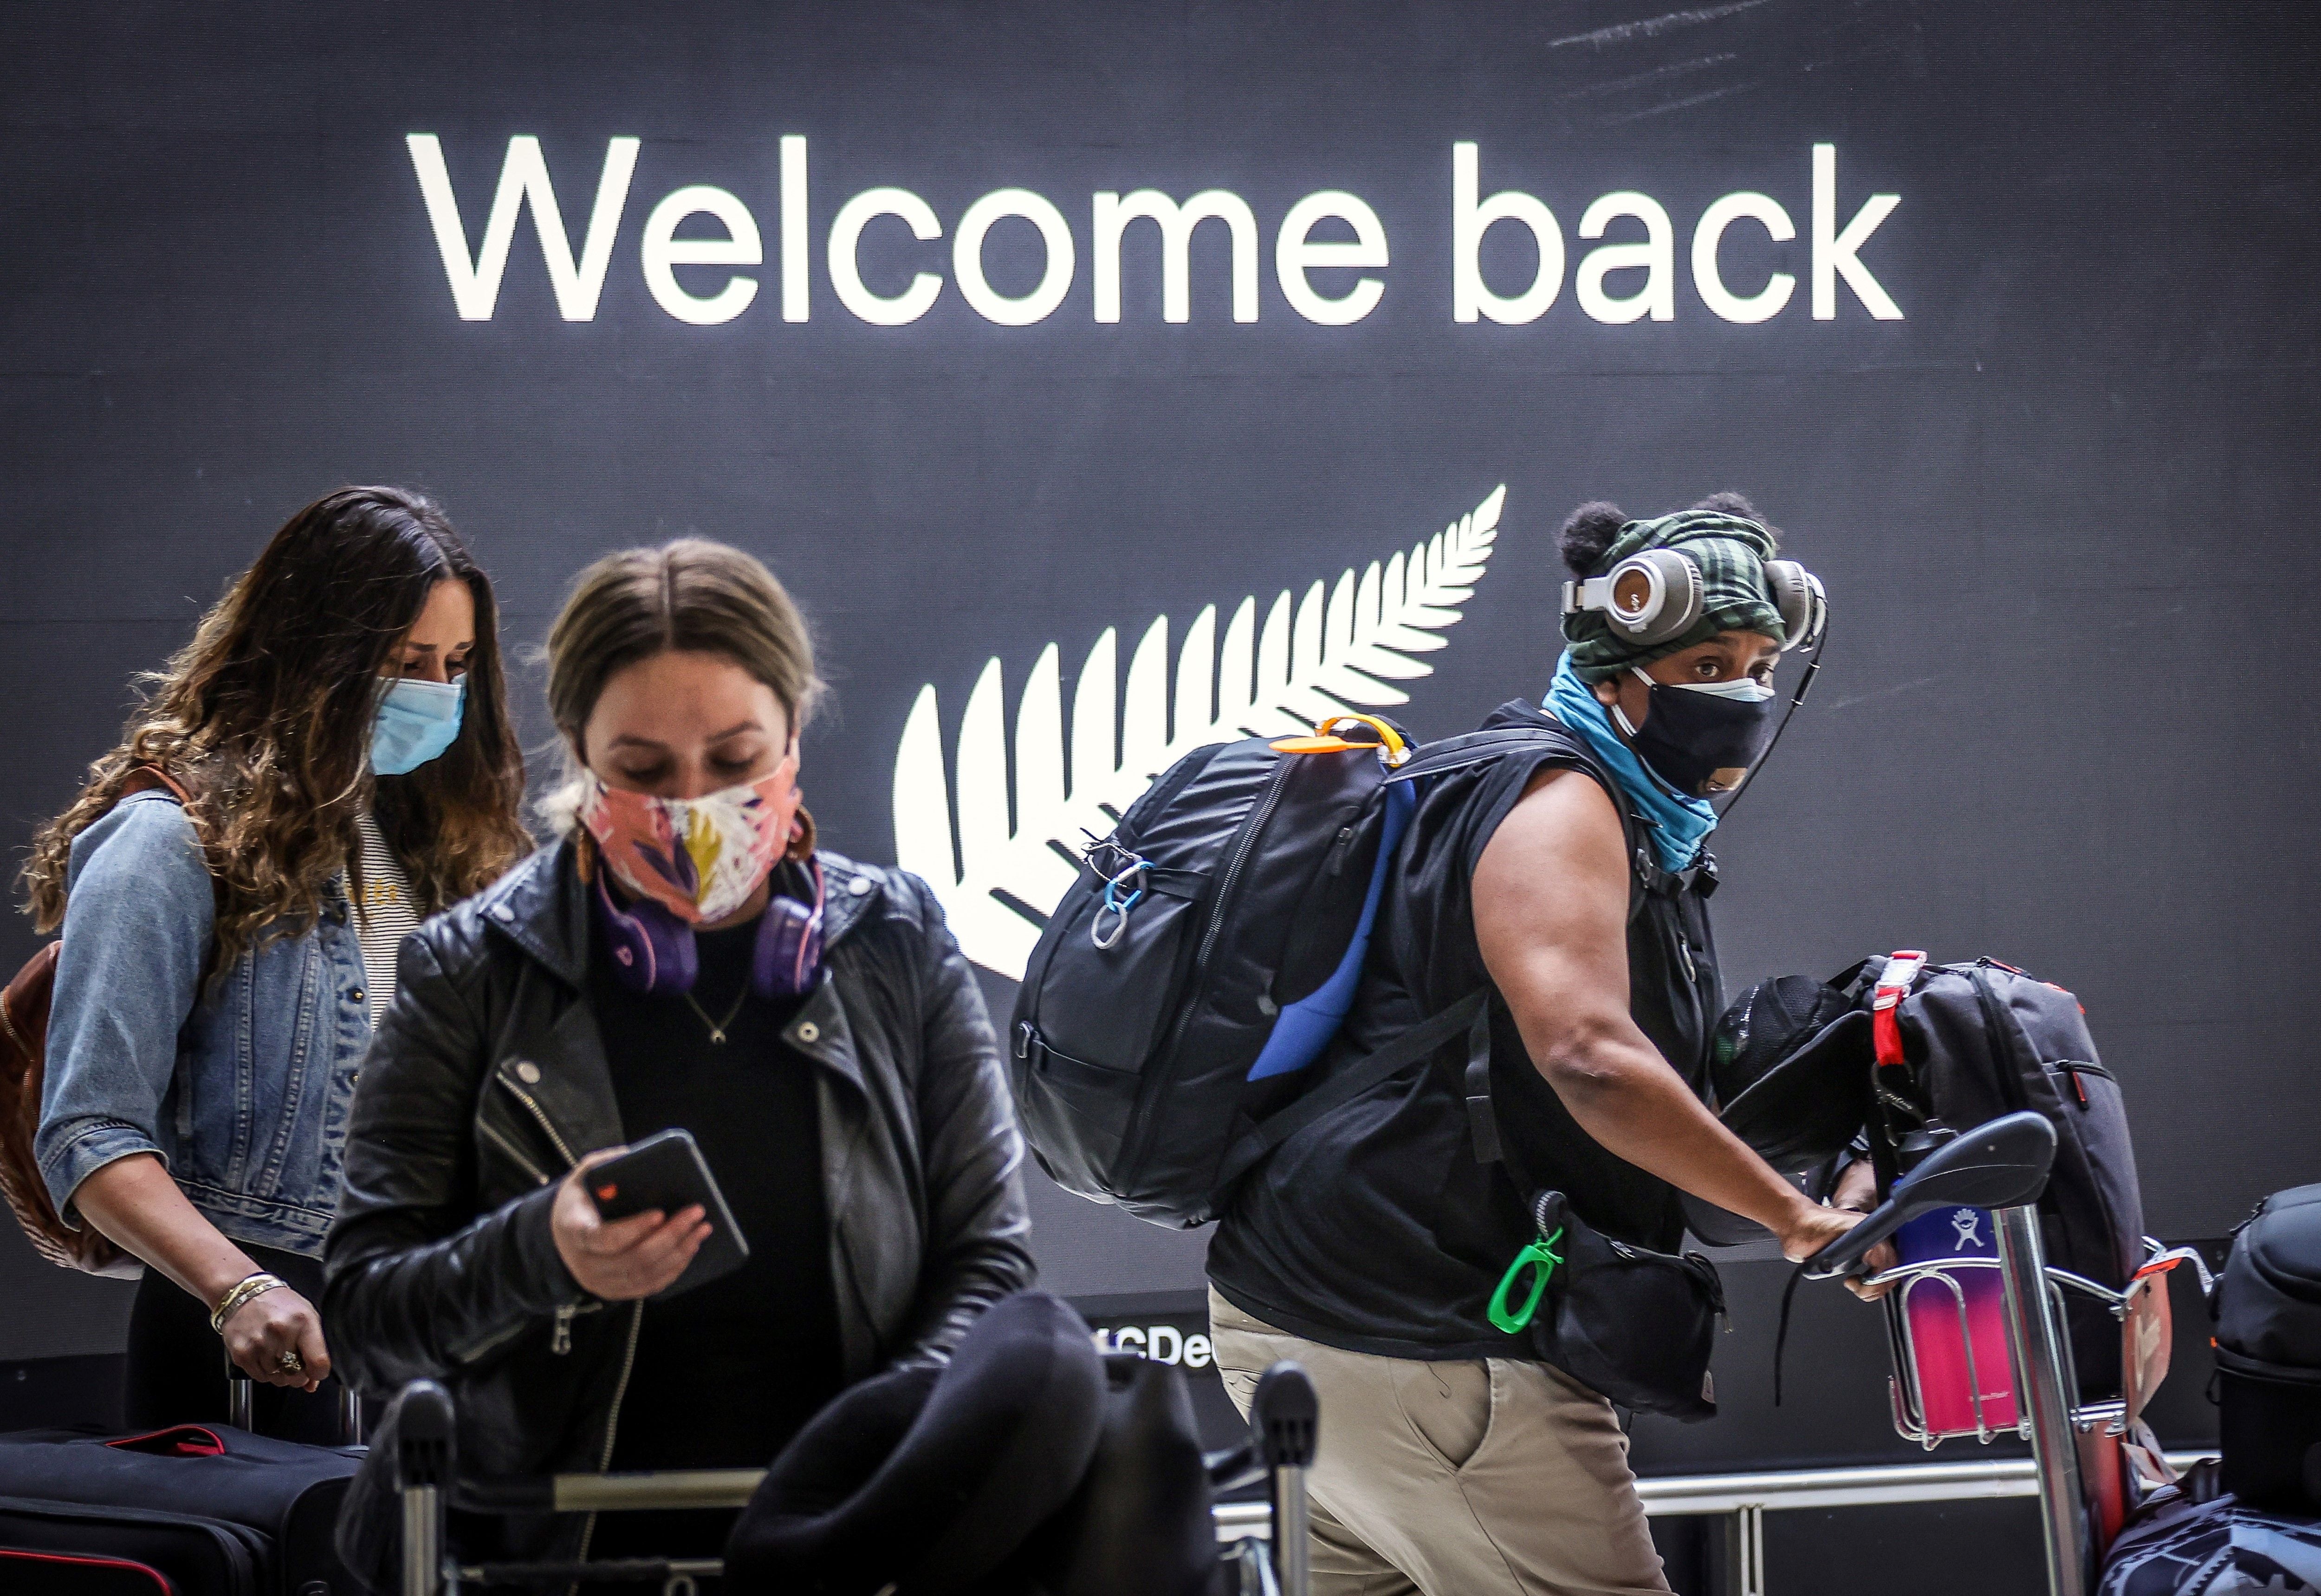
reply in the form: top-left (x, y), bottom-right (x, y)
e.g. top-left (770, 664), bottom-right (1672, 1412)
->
top-left (1612, 668), bottom-right (1783, 798)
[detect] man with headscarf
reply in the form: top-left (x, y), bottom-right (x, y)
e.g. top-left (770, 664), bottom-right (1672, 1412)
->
top-left (1206, 493), bottom-right (1863, 1596)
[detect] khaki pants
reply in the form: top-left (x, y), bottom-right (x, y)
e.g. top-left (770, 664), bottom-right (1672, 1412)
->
top-left (1208, 1289), bottom-right (1669, 1596)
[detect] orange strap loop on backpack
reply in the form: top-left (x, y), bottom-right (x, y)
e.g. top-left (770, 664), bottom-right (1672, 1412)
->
top-left (1269, 713), bottom-right (1411, 765)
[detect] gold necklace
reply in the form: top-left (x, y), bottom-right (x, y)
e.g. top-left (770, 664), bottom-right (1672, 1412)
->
top-left (682, 982), bottom-right (752, 1046)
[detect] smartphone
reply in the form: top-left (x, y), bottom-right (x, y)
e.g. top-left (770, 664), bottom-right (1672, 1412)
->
top-left (585, 1128), bottom-right (750, 1299)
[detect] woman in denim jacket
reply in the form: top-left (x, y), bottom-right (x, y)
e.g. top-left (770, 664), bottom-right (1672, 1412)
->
top-left (21, 486), bottom-right (529, 1435)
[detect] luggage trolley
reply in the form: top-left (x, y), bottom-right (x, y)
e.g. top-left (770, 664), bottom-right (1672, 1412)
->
top-left (1802, 1109), bottom-right (2203, 1596)
top-left (1869, 1234), bottom-right (2204, 1452)
top-left (392, 1359), bottom-right (1319, 1596)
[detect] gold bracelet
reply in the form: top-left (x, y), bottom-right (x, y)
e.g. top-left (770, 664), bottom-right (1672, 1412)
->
top-left (210, 1272), bottom-right (286, 1335)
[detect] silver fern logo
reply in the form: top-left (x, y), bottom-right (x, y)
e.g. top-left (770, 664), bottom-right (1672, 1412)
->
top-left (892, 485), bottom-right (1505, 978)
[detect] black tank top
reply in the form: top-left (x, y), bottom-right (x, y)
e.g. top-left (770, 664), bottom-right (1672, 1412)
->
top-left (1207, 701), bottom-right (1722, 1360)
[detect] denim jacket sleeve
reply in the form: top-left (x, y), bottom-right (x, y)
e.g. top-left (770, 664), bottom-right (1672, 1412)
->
top-left (35, 793), bottom-right (212, 1223)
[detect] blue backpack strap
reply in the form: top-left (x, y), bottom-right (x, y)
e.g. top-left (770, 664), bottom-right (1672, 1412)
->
top-left (1245, 779), bottom-right (1416, 1081)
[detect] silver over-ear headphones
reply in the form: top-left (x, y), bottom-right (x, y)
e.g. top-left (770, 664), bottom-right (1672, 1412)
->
top-left (1763, 561), bottom-right (1828, 652)
top-left (1561, 552), bottom-right (1827, 652)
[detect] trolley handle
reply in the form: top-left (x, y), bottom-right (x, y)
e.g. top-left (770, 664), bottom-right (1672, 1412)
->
top-left (1250, 1363), bottom-right (1318, 1596)
top-left (1803, 1111), bottom-right (2058, 1280)
top-left (1252, 1362), bottom-right (1318, 1469)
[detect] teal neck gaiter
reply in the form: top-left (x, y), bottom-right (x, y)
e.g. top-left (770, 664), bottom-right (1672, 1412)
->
top-left (1546, 653), bottom-right (1717, 874)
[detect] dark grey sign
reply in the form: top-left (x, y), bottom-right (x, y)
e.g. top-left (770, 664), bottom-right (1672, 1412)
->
top-left (1, 5), bottom-right (2314, 1384)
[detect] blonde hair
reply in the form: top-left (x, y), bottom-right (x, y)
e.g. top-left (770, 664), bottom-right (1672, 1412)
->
top-left (539, 539), bottom-right (824, 832)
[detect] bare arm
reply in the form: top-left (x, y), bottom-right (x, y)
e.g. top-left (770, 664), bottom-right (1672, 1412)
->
top-left (76, 1154), bottom-right (327, 1389)
top-left (1472, 767), bottom-right (1860, 1264)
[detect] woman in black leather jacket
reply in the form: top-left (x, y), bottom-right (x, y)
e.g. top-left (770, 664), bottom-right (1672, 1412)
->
top-left (324, 539), bottom-right (1033, 1583)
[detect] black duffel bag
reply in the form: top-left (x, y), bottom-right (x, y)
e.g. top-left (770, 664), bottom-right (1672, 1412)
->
top-left (2215, 1182), bottom-right (2321, 1513)
top-left (728, 1290), bottom-right (1232, 1596)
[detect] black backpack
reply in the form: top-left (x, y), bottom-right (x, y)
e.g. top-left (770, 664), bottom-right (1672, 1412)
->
top-left (1008, 717), bottom-right (1574, 1228)
top-left (2213, 1183), bottom-right (2321, 1513)
top-left (1820, 954), bottom-right (2149, 1397)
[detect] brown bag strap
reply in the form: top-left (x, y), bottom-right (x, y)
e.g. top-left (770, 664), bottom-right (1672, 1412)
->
top-left (118, 764), bottom-right (192, 808)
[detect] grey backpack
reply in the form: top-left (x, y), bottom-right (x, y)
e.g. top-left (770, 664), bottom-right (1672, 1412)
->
top-left (1841, 956), bottom-right (2150, 1400)
top-left (1715, 953), bottom-right (2151, 1399)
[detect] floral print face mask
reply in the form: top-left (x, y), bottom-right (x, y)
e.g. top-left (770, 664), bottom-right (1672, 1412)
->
top-left (577, 750), bottom-right (806, 924)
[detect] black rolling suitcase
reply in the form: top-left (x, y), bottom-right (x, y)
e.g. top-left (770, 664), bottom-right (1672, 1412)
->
top-left (0, 1421), bottom-right (361, 1596)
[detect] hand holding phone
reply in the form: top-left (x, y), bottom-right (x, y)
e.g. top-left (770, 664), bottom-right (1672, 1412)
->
top-left (555, 1131), bottom-right (750, 1300)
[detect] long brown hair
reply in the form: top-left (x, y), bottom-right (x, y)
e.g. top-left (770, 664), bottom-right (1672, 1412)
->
top-left (20, 487), bottom-right (531, 958)
top-left (538, 539), bottom-right (824, 834)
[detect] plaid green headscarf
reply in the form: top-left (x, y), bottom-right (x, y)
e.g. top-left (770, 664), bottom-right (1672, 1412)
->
top-left (1561, 510), bottom-right (1786, 683)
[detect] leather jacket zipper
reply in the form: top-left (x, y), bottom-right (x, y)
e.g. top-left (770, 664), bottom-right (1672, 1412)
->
top-left (494, 1070), bottom-right (589, 1356)
top-left (574, 1301), bottom-right (646, 1567)
top-left (479, 1120), bottom-right (552, 1187)
top-left (497, 1073), bottom-right (581, 1168)
top-left (545, 1299), bottom-right (605, 1356)
top-left (449, 1316), bottom-right (530, 1367)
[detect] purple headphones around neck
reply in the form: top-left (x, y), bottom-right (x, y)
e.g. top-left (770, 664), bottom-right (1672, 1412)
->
top-left (592, 857), bottom-right (826, 1001)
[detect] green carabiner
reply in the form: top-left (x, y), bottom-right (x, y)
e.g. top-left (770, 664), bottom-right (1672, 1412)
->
top-left (1487, 1227), bottom-right (1564, 1334)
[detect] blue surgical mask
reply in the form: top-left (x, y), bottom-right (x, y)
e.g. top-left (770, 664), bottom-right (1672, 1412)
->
top-left (371, 677), bottom-right (466, 775)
